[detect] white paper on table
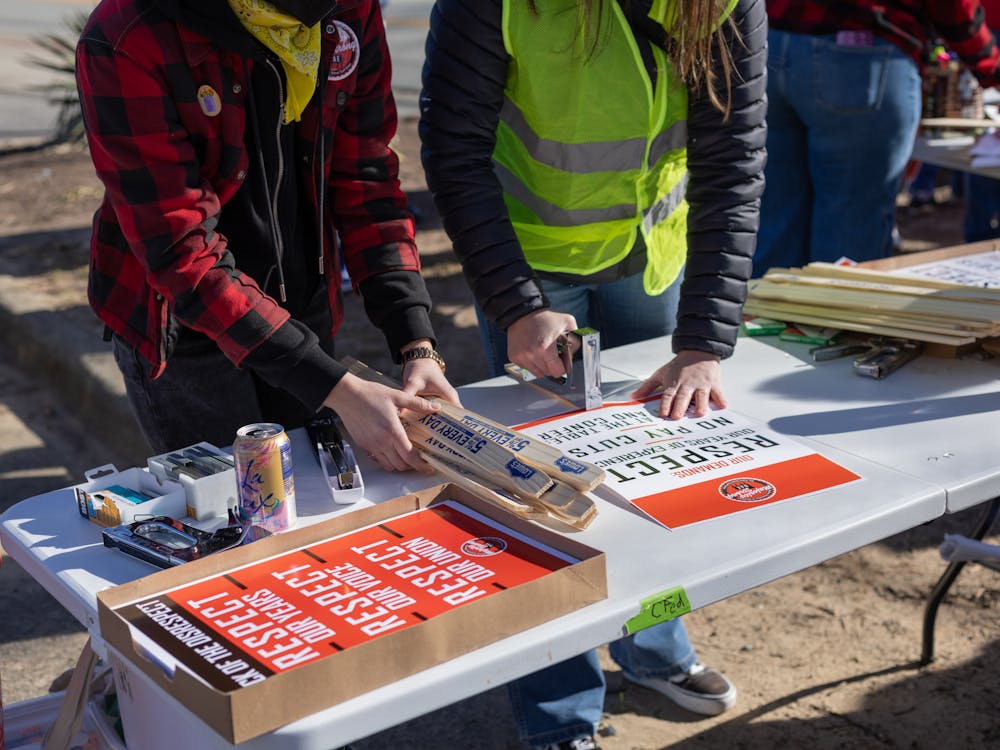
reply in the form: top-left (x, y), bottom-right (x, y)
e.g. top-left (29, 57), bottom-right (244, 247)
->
top-left (891, 249), bottom-right (1000, 288)
top-left (515, 402), bottom-right (860, 529)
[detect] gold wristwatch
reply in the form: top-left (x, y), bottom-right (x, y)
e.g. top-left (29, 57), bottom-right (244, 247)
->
top-left (401, 346), bottom-right (446, 373)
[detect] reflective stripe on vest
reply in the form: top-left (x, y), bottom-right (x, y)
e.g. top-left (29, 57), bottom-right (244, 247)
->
top-left (500, 97), bottom-right (687, 174)
top-left (643, 173), bottom-right (689, 234)
top-left (496, 161), bottom-right (638, 227)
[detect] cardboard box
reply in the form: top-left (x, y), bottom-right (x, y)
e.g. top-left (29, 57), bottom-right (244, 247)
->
top-left (97, 484), bottom-right (607, 745)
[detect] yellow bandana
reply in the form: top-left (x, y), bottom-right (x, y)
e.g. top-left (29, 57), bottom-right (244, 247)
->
top-left (227, 0), bottom-right (321, 123)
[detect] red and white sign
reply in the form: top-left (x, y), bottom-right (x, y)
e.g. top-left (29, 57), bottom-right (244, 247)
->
top-left (517, 400), bottom-right (860, 529)
top-left (114, 502), bottom-right (576, 692)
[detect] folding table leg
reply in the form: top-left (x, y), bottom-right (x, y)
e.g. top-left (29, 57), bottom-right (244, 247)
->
top-left (920, 497), bottom-right (1000, 666)
top-left (41, 637), bottom-right (97, 750)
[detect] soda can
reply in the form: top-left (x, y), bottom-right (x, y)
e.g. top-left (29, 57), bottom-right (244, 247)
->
top-left (233, 423), bottom-right (297, 533)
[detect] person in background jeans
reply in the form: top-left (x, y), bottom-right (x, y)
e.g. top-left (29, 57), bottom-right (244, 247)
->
top-left (419, 0), bottom-right (767, 747)
top-left (965, 0), bottom-right (1000, 242)
top-left (964, 170), bottom-right (1000, 240)
top-left (757, 0), bottom-right (1000, 276)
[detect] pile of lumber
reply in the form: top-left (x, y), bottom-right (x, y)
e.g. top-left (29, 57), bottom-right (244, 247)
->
top-left (744, 262), bottom-right (1000, 352)
top-left (344, 357), bottom-right (606, 530)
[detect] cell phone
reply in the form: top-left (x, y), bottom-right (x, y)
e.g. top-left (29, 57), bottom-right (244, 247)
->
top-left (102, 516), bottom-right (261, 569)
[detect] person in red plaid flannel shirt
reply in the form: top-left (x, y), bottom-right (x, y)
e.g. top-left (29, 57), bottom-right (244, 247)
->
top-left (964, 0), bottom-right (1000, 241)
top-left (755, 0), bottom-right (1000, 276)
top-left (76, 0), bottom-right (459, 470)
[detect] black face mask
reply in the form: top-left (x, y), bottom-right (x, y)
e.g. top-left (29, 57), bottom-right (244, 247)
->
top-left (270, 0), bottom-right (334, 25)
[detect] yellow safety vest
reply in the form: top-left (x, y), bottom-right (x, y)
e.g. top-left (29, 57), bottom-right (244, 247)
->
top-left (495, 0), bottom-right (692, 294)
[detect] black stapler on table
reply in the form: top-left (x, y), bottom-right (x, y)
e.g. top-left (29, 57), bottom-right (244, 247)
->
top-left (305, 412), bottom-right (365, 504)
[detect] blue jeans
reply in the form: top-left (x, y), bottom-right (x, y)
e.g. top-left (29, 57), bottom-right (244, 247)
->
top-left (756, 30), bottom-right (922, 276)
top-left (485, 271), bottom-right (695, 746)
top-left (964, 172), bottom-right (1000, 242)
top-left (510, 622), bottom-right (696, 746)
top-left (476, 271), bottom-right (682, 378)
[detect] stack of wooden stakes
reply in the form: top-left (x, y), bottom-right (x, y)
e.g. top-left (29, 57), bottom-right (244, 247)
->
top-left (344, 358), bottom-right (606, 529)
top-left (744, 262), bottom-right (1000, 355)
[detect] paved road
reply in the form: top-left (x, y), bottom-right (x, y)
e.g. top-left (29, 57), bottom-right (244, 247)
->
top-left (0, 0), bottom-right (431, 141)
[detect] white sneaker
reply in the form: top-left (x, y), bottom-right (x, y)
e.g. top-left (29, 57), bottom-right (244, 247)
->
top-left (624, 662), bottom-right (737, 716)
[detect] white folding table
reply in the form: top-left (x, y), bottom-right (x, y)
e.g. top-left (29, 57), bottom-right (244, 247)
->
top-left (910, 135), bottom-right (1000, 181)
top-left (5, 334), bottom-right (996, 749)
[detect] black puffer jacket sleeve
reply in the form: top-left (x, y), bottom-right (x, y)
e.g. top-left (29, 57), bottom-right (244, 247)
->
top-left (419, 0), bottom-right (548, 330)
top-left (420, 0), bottom-right (768, 357)
top-left (675, 0), bottom-right (767, 358)
top-left (419, 0), bottom-right (540, 332)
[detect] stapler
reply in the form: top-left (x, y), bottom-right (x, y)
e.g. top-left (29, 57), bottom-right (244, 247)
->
top-left (305, 413), bottom-right (365, 504)
top-left (504, 327), bottom-right (603, 410)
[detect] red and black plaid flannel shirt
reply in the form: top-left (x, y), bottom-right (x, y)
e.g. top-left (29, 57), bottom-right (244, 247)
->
top-left (77, 0), bottom-right (418, 376)
top-left (767, 0), bottom-right (1000, 86)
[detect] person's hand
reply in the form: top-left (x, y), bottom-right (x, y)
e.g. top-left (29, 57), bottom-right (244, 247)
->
top-left (401, 357), bottom-right (462, 407)
top-left (322, 373), bottom-right (440, 473)
top-left (631, 349), bottom-right (727, 420)
top-left (507, 309), bottom-right (578, 379)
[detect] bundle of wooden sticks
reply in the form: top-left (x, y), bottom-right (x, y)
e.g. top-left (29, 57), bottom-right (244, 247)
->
top-left (744, 262), bottom-right (1000, 354)
top-left (344, 358), bottom-right (606, 529)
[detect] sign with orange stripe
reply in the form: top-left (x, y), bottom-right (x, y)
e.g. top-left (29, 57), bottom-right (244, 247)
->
top-left (517, 400), bottom-right (860, 529)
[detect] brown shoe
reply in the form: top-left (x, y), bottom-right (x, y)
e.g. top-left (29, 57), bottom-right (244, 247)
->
top-left (624, 662), bottom-right (737, 716)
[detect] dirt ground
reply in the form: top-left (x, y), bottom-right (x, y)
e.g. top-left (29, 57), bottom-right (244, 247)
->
top-left (2, 124), bottom-right (999, 750)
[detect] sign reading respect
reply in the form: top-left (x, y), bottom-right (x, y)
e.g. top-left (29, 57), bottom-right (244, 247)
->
top-left (517, 400), bottom-right (861, 528)
top-left (115, 502), bottom-right (576, 692)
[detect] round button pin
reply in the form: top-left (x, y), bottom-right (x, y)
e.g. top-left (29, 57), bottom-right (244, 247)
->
top-left (197, 85), bottom-right (222, 117)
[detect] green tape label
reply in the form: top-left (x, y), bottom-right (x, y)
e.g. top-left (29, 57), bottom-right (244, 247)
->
top-left (623, 586), bottom-right (691, 634)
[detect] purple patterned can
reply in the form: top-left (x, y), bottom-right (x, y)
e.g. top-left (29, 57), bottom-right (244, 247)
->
top-left (233, 423), bottom-right (297, 532)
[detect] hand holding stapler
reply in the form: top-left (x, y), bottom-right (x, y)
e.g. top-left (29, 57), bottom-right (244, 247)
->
top-left (504, 327), bottom-right (603, 410)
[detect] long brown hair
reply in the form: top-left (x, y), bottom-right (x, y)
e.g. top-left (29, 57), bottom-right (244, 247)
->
top-left (667, 0), bottom-right (737, 116)
top-left (531, 0), bottom-right (739, 117)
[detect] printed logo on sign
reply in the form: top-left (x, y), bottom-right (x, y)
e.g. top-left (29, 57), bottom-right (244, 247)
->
top-left (554, 456), bottom-right (586, 475)
top-left (718, 477), bottom-right (776, 503)
top-left (327, 20), bottom-right (360, 81)
top-left (505, 458), bottom-right (535, 479)
top-left (461, 537), bottom-right (507, 557)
